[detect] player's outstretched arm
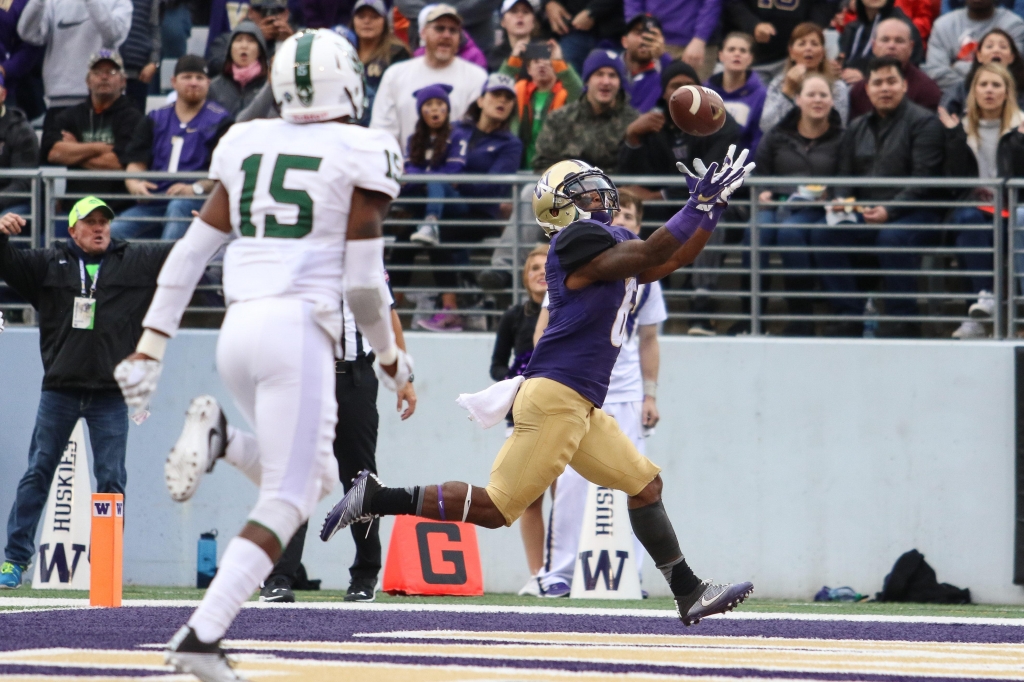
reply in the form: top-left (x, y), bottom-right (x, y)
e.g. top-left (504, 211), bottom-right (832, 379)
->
top-left (114, 184), bottom-right (233, 415)
top-left (566, 154), bottom-right (752, 288)
top-left (345, 187), bottom-right (413, 391)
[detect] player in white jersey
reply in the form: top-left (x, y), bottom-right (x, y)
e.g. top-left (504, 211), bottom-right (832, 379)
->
top-left (112, 30), bottom-right (412, 682)
top-left (531, 191), bottom-right (667, 597)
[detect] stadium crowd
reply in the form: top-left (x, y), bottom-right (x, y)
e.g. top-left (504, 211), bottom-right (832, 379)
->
top-left (0, 0), bottom-right (1023, 338)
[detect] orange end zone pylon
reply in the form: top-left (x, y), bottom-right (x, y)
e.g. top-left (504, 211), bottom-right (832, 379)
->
top-left (382, 516), bottom-right (483, 596)
top-left (89, 493), bottom-right (123, 607)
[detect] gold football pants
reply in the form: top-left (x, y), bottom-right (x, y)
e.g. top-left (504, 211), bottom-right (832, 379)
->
top-left (484, 377), bottom-right (661, 526)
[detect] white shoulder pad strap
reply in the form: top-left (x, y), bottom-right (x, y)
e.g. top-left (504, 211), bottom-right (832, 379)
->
top-left (142, 217), bottom-right (232, 337)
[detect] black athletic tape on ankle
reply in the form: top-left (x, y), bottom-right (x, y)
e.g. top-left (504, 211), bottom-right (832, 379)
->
top-left (436, 484), bottom-right (446, 520)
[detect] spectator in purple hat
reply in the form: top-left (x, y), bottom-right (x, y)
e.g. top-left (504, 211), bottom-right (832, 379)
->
top-left (617, 13), bottom-right (672, 113)
top-left (110, 55), bottom-right (232, 241)
top-left (532, 48), bottom-right (638, 171)
top-left (403, 82), bottom-right (460, 246)
top-left (623, 0), bottom-right (721, 74)
top-left (414, 73), bottom-right (523, 332)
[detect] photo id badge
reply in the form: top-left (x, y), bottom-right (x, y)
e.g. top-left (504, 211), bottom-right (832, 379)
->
top-left (72, 297), bottom-right (96, 330)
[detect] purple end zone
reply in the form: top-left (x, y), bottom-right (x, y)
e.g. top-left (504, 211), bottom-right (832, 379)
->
top-left (2, 606), bottom-right (1023, 681)
top-left (2, 606), bottom-right (1024, 648)
top-left (0, 665), bottom-right (166, 677)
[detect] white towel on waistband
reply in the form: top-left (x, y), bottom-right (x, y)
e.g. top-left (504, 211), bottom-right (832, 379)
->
top-left (456, 375), bottom-right (525, 429)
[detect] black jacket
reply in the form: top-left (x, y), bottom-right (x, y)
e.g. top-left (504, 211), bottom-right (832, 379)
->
top-left (723, 0), bottom-right (838, 66)
top-left (0, 235), bottom-right (173, 392)
top-left (617, 102), bottom-right (742, 221)
top-left (835, 98), bottom-right (944, 218)
top-left (490, 299), bottom-right (542, 382)
top-left (839, 0), bottom-right (924, 74)
top-left (40, 96), bottom-right (144, 202)
top-left (0, 105), bottom-right (40, 210)
top-left (755, 106), bottom-right (842, 197)
top-left (943, 120), bottom-right (1022, 203)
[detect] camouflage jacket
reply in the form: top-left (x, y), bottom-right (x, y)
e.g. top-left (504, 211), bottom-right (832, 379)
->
top-left (531, 96), bottom-right (639, 173)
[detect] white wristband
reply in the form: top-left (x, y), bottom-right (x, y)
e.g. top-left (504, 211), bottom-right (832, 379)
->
top-left (643, 380), bottom-right (657, 399)
top-left (136, 329), bottom-right (168, 362)
top-left (376, 345), bottom-right (398, 366)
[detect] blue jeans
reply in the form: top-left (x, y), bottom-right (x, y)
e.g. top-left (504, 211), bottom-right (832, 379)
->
top-left (557, 30), bottom-right (598, 75)
top-left (743, 207), bottom-right (822, 314)
top-left (425, 182), bottom-right (469, 221)
top-left (811, 209), bottom-right (941, 316)
top-left (950, 206), bottom-right (1000, 295)
top-left (5, 389), bottom-right (129, 565)
top-left (110, 199), bottom-right (205, 240)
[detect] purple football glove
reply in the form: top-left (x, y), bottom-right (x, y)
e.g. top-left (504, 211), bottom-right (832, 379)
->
top-left (677, 146), bottom-right (752, 212)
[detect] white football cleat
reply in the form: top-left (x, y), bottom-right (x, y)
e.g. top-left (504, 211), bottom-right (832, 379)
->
top-left (166, 395), bottom-right (227, 502)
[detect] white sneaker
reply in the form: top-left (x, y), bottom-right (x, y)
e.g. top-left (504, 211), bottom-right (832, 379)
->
top-left (166, 626), bottom-right (246, 682)
top-left (952, 320), bottom-right (986, 339)
top-left (166, 396), bottom-right (227, 502)
top-left (968, 290), bottom-right (995, 319)
top-left (410, 222), bottom-right (439, 246)
top-left (517, 575), bottom-right (542, 597)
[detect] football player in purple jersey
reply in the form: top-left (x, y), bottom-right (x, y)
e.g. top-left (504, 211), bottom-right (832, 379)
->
top-left (322, 148), bottom-right (755, 625)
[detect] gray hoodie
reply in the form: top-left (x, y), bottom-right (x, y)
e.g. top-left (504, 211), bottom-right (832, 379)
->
top-left (207, 21), bottom-right (270, 117)
top-left (924, 7), bottom-right (1024, 92)
top-left (17, 0), bottom-right (133, 106)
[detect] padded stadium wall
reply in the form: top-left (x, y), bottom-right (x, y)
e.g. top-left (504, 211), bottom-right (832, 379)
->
top-left (0, 329), bottom-right (1020, 603)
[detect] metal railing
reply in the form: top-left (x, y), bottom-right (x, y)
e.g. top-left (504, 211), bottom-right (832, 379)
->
top-left (2, 169), bottom-right (1023, 339)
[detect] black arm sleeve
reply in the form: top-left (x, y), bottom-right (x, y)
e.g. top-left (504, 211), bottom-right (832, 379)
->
top-left (122, 115), bottom-right (155, 168)
top-left (555, 221), bottom-right (617, 274)
top-left (490, 306), bottom-right (520, 382)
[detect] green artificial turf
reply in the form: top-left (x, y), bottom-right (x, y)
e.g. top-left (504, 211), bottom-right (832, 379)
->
top-left (2, 586), bottom-right (1023, 619)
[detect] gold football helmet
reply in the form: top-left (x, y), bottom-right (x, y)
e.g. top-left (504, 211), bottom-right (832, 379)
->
top-left (532, 160), bottom-right (619, 236)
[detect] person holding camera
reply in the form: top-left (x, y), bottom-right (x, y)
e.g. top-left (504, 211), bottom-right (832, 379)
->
top-left (499, 37), bottom-right (582, 168)
top-left (618, 13), bottom-right (673, 114)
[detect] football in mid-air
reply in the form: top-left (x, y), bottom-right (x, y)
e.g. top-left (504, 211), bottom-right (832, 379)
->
top-left (669, 85), bottom-right (726, 136)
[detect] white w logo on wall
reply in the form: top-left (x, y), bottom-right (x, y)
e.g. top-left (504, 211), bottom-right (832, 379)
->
top-left (570, 485), bottom-right (642, 599)
top-left (32, 421), bottom-right (92, 589)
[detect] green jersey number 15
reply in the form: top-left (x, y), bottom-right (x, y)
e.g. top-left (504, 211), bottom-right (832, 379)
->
top-left (238, 153), bottom-right (323, 238)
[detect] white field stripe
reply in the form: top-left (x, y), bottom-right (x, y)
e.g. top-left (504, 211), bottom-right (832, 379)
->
top-left (1, 597), bottom-right (1023, 627)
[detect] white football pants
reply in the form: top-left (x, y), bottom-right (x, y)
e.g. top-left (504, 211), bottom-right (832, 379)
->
top-left (217, 297), bottom-right (340, 521)
top-left (538, 400), bottom-right (646, 591)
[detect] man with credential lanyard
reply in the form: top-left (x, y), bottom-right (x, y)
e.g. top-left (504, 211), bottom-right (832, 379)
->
top-left (0, 197), bottom-right (175, 589)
